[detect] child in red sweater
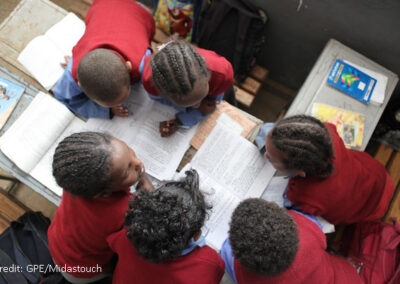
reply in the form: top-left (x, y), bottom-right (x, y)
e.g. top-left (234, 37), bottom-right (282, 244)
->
top-left (107, 170), bottom-right (225, 284)
top-left (54, 0), bottom-right (233, 134)
top-left (48, 132), bottom-right (153, 283)
top-left (221, 198), bottom-right (361, 283)
top-left (264, 115), bottom-right (394, 225)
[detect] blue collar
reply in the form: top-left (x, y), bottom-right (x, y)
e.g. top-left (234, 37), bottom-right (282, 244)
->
top-left (180, 230), bottom-right (208, 256)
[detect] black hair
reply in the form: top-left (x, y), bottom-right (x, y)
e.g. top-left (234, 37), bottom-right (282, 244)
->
top-left (52, 132), bottom-right (113, 198)
top-left (229, 198), bottom-right (298, 276)
top-left (77, 48), bottom-right (130, 103)
top-left (269, 115), bottom-right (334, 177)
top-left (125, 170), bottom-right (211, 263)
top-left (150, 41), bottom-right (208, 100)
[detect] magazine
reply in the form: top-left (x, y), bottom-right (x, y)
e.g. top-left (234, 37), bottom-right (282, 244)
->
top-left (0, 77), bottom-right (25, 129)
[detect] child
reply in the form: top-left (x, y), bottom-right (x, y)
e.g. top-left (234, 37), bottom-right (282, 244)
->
top-left (48, 132), bottom-right (153, 283)
top-left (265, 115), bottom-right (394, 225)
top-left (107, 170), bottom-right (225, 284)
top-left (141, 40), bottom-right (234, 137)
top-left (53, 0), bottom-right (155, 118)
top-left (221, 198), bottom-right (361, 283)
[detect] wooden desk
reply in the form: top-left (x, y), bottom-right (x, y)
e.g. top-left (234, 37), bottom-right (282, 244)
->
top-left (286, 39), bottom-right (398, 150)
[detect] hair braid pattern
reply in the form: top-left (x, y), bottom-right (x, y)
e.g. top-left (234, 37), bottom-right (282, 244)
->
top-left (270, 115), bottom-right (334, 177)
top-left (151, 41), bottom-right (208, 99)
top-left (52, 132), bottom-right (113, 198)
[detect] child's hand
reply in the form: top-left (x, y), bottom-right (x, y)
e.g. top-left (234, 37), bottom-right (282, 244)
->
top-left (198, 99), bottom-right (219, 114)
top-left (137, 176), bottom-right (154, 192)
top-left (159, 119), bottom-right (182, 137)
top-left (60, 56), bottom-right (71, 69)
top-left (111, 105), bottom-right (129, 117)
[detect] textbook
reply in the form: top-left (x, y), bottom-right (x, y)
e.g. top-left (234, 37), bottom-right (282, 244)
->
top-left (0, 78), bottom-right (25, 129)
top-left (178, 124), bottom-right (276, 250)
top-left (190, 101), bottom-right (258, 149)
top-left (0, 86), bottom-right (197, 196)
top-left (327, 59), bottom-right (377, 104)
top-left (311, 103), bottom-right (365, 150)
top-left (17, 13), bottom-right (85, 90)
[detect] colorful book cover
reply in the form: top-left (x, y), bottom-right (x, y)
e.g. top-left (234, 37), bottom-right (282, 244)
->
top-left (327, 59), bottom-right (377, 104)
top-left (0, 78), bottom-right (25, 129)
top-left (311, 103), bottom-right (365, 150)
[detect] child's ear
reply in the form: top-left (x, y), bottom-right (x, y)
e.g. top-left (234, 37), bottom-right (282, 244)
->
top-left (77, 81), bottom-right (81, 87)
top-left (126, 61), bottom-right (132, 72)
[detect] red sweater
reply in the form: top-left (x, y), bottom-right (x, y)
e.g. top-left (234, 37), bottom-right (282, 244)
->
top-left (72, 0), bottom-right (155, 83)
top-left (142, 47), bottom-right (234, 97)
top-left (287, 123), bottom-right (394, 224)
top-left (107, 228), bottom-right (225, 284)
top-left (48, 189), bottom-right (131, 278)
top-left (234, 211), bottom-right (361, 284)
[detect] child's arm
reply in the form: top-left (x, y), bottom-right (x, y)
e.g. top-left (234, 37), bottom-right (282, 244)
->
top-left (53, 58), bottom-right (111, 119)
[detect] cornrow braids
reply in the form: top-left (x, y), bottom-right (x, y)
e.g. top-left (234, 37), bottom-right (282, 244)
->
top-left (150, 41), bottom-right (208, 100)
top-left (52, 132), bottom-right (113, 198)
top-left (270, 115), bottom-right (334, 178)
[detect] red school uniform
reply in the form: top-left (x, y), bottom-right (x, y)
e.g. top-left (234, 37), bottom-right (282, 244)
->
top-left (71, 0), bottom-right (155, 84)
top-left (107, 228), bottom-right (225, 284)
top-left (286, 123), bottom-right (394, 225)
top-left (234, 211), bottom-right (361, 284)
top-left (48, 189), bottom-right (130, 278)
top-left (141, 47), bottom-right (234, 97)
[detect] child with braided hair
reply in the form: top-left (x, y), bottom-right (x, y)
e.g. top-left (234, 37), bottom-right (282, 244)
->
top-left (141, 40), bottom-right (234, 137)
top-left (48, 132), bottom-right (153, 283)
top-left (264, 115), bottom-right (394, 225)
top-left (107, 170), bottom-right (225, 283)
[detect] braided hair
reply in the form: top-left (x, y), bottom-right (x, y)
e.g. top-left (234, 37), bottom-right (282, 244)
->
top-left (150, 41), bottom-right (208, 101)
top-left (125, 169), bottom-right (211, 263)
top-left (77, 48), bottom-right (130, 104)
top-left (52, 132), bottom-right (113, 198)
top-left (269, 115), bottom-right (334, 178)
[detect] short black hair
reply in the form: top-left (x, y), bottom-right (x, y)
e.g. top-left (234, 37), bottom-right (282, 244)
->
top-left (125, 170), bottom-right (211, 263)
top-left (77, 48), bottom-right (130, 103)
top-left (229, 198), bottom-right (298, 276)
top-left (52, 132), bottom-right (113, 198)
top-left (151, 41), bottom-right (208, 100)
top-left (270, 115), bottom-right (334, 177)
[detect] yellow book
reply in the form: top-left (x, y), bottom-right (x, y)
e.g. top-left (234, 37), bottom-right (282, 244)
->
top-left (311, 103), bottom-right (365, 150)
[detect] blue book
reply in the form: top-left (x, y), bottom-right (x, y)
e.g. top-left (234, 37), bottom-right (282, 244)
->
top-left (327, 59), bottom-right (377, 104)
top-left (0, 77), bottom-right (25, 128)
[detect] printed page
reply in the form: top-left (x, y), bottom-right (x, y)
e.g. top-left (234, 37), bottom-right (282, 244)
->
top-left (45, 13), bottom-right (85, 56)
top-left (17, 36), bottom-right (65, 90)
top-left (191, 124), bottom-right (276, 199)
top-left (0, 92), bottom-right (75, 173)
top-left (86, 84), bottom-right (197, 181)
top-left (30, 118), bottom-right (88, 196)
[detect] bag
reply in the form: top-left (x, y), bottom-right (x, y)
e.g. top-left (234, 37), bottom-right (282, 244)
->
top-left (193, 0), bottom-right (267, 83)
top-left (153, 0), bottom-right (202, 42)
top-left (341, 220), bottom-right (400, 284)
top-left (0, 212), bottom-right (60, 284)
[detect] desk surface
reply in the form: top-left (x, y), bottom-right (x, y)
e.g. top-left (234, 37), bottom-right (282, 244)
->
top-left (286, 39), bottom-right (399, 150)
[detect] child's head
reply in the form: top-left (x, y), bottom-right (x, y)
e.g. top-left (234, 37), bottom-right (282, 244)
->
top-left (266, 115), bottom-right (334, 178)
top-left (150, 41), bottom-right (209, 108)
top-left (53, 132), bottom-right (144, 198)
top-left (125, 169), bottom-right (210, 263)
top-left (77, 49), bottom-right (132, 107)
top-left (229, 198), bottom-right (298, 276)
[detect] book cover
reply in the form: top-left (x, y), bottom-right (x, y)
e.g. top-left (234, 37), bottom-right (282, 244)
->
top-left (0, 77), bottom-right (25, 129)
top-left (311, 103), bottom-right (365, 150)
top-left (327, 59), bottom-right (377, 104)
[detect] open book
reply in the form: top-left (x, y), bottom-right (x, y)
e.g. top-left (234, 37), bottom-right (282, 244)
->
top-left (178, 124), bottom-right (276, 250)
top-left (17, 13), bottom-right (85, 90)
top-left (0, 85), bottom-right (197, 195)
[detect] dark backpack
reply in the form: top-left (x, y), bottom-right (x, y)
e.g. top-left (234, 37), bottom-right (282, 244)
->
top-left (192, 0), bottom-right (267, 83)
top-left (342, 220), bottom-right (400, 284)
top-left (0, 212), bottom-right (61, 284)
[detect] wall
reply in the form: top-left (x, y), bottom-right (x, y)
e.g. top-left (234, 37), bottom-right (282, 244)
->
top-left (249, 0), bottom-right (400, 94)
